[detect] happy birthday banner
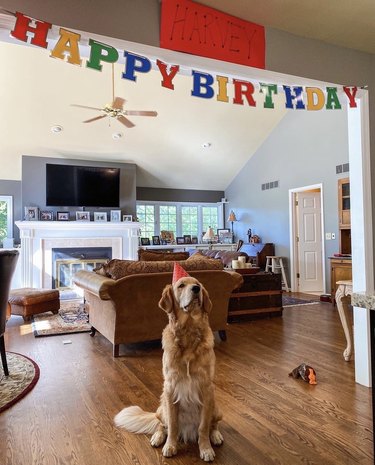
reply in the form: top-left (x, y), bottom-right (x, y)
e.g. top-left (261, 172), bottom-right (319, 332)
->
top-left (6, 11), bottom-right (360, 110)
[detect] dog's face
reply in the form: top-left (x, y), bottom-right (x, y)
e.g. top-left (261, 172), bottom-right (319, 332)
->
top-left (159, 276), bottom-right (212, 318)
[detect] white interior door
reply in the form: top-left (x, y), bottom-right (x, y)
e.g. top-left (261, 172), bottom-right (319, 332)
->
top-left (296, 191), bottom-right (323, 293)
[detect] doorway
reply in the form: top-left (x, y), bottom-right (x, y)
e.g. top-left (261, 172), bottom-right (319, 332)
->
top-left (289, 184), bottom-right (325, 294)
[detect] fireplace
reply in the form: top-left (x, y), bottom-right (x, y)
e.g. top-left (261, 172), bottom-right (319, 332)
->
top-left (15, 220), bottom-right (140, 289)
top-left (52, 247), bottom-right (112, 290)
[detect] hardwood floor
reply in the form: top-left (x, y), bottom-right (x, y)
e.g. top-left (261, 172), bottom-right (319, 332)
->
top-left (0, 296), bottom-right (372, 465)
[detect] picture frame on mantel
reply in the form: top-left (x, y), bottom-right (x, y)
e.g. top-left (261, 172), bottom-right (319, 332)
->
top-left (24, 206), bottom-right (39, 221)
top-left (110, 210), bottom-right (121, 222)
top-left (76, 211), bottom-right (90, 222)
top-left (57, 211), bottom-right (69, 221)
top-left (94, 212), bottom-right (107, 222)
top-left (40, 210), bottom-right (54, 221)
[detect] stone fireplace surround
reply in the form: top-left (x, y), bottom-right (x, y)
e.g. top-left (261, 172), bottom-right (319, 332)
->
top-left (15, 221), bottom-right (140, 289)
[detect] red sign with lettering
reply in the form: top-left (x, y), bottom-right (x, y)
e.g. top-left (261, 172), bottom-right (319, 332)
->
top-left (160, 0), bottom-right (265, 69)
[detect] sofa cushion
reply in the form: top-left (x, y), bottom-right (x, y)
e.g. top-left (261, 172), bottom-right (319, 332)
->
top-left (187, 251), bottom-right (217, 260)
top-left (138, 249), bottom-right (189, 261)
top-left (189, 249), bottom-right (248, 267)
top-left (95, 258), bottom-right (223, 280)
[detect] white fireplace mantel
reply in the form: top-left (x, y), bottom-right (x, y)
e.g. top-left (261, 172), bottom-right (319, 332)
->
top-left (15, 220), bottom-right (140, 288)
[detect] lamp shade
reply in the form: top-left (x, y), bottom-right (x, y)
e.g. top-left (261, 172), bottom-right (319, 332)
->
top-left (203, 226), bottom-right (215, 241)
top-left (227, 210), bottom-right (237, 222)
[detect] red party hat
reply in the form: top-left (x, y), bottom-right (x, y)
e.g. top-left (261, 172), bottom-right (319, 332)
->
top-left (172, 262), bottom-right (190, 283)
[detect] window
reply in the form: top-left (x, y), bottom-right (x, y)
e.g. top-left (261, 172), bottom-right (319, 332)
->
top-left (137, 201), bottom-right (222, 241)
top-left (181, 206), bottom-right (198, 236)
top-left (0, 196), bottom-right (13, 244)
top-left (202, 206), bottom-right (219, 234)
top-left (159, 205), bottom-right (177, 237)
top-left (136, 204), bottom-right (155, 239)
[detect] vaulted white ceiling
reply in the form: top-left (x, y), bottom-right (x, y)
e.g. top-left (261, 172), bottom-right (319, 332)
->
top-left (0, 40), bottom-right (288, 190)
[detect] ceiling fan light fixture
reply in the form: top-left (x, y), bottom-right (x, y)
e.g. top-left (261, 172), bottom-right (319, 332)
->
top-left (51, 125), bottom-right (63, 133)
top-left (112, 132), bottom-right (123, 140)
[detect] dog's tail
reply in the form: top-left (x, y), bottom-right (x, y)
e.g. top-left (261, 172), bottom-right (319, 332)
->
top-left (114, 406), bottom-right (160, 435)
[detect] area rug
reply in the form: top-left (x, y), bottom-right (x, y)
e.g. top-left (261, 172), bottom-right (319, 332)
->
top-left (31, 301), bottom-right (91, 337)
top-left (282, 296), bottom-right (320, 307)
top-left (0, 352), bottom-right (40, 413)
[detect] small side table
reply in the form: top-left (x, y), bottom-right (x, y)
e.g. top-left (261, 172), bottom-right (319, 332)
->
top-left (335, 280), bottom-right (353, 361)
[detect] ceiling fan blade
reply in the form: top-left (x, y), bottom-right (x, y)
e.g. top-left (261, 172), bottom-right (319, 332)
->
top-left (71, 104), bottom-right (103, 111)
top-left (83, 115), bottom-right (107, 123)
top-left (123, 110), bottom-right (158, 117)
top-left (117, 115), bottom-right (135, 128)
top-left (112, 97), bottom-right (125, 109)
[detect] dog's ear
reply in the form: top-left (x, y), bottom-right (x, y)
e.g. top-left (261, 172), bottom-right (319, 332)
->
top-left (202, 286), bottom-right (212, 314)
top-left (159, 285), bottom-right (175, 313)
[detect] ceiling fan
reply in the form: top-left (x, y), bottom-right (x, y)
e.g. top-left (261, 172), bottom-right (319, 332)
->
top-left (71, 65), bottom-right (157, 128)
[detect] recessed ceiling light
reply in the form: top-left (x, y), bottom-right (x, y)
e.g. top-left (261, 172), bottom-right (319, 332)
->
top-left (202, 142), bottom-right (211, 148)
top-left (51, 125), bottom-right (63, 133)
top-left (112, 132), bottom-right (123, 140)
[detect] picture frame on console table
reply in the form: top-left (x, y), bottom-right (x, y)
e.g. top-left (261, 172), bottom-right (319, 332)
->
top-left (57, 211), bottom-right (69, 221)
top-left (140, 237), bottom-right (151, 246)
top-left (76, 211), bottom-right (90, 222)
top-left (152, 235), bottom-right (161, 245)
top-left (217, 228), bottom-right (231, 243)
top-left (123, 215), bottom-right (133, 222)
top-left (40, 210), bottom-right (54, 221)
top-left (24, 206), bottom-right (39, 221)
top-left (176, 237), bottom-right (185, 245)
top-left (183, 235), bottom-right (192, 244)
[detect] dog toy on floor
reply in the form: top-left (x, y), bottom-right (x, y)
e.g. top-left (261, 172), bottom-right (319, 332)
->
top-left (289, 363), bottom-right (317, 385)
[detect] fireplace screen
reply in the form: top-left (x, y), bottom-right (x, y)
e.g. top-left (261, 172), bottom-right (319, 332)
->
top-left (52, 247), bottom-right (112, 290)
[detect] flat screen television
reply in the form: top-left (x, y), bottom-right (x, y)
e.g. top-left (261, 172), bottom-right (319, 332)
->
top-left (46, 163), bottom-right (120, 207)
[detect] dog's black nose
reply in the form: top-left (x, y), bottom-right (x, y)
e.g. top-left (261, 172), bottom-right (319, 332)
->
top-left (192, 285), bottom-right (200, 294)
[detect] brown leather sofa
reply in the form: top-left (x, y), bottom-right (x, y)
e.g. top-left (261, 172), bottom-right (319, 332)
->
top-left (73, 263), bottom-right (243, 357)
top-left (138, 247), bottom-right (249, 268)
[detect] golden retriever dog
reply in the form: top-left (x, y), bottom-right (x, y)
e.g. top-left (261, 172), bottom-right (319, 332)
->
top-left (114, 267), bottom-right (223, 462)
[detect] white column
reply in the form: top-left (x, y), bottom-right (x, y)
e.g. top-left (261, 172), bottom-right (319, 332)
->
top-left (348, 92), bottom-right (373, 387)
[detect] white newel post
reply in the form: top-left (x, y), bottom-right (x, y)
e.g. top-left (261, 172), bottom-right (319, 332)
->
top-left (15, 221), bottom-right (140, 289)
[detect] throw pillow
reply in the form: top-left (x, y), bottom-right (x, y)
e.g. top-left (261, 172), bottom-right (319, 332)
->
top-left (138, 249), bottom-right (189, 261)
top-left (95, 257), bottom-right (223, 280)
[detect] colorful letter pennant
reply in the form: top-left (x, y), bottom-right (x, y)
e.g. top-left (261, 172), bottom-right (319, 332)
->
top-left (8, 11), bottom-right (361, 111)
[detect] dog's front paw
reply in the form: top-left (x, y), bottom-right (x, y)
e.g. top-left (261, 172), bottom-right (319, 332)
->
top-left (210, 429), bottom-right (224, 446)
top-left (162, 442), bottom-right (178, 457)
top-left (151, 430), bottom-right (166, 448)
top-left (200, 446), bottom-right (215, 462)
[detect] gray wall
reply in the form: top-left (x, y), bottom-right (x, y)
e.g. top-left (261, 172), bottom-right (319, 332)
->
top-left (1, 0), bottom-right (160, 47)
top-left (137, 187), bottom-right (224, 203)
top-left (22, 156), bottom-right (137, 220)
top-left (225, 108), bottom-right (349, 291)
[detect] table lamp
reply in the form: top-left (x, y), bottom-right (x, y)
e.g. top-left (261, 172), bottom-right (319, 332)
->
top-left (203, 226), bottom-right (215, 244)
top-left (227, 210), bottom-right (237, 242)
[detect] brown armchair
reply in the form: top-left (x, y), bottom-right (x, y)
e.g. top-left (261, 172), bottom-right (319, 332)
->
top-left (0, 250), bottom-right (19, 376)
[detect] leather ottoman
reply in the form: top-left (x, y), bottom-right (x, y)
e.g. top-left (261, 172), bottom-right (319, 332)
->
top-left (8, 288), bottom-right (60, 321)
